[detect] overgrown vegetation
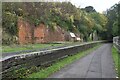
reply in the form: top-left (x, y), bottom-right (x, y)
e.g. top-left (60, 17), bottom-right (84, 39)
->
top-left (112, 46), bottom-right (120, 78)
top-left (2, 2), bottom-right (108, 45)
top-left (2, 2), bottom-right (120, 45)
top-left (105, 3), bottom-right (120, 40)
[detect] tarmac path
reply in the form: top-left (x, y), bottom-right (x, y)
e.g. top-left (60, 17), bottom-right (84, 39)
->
top-left (49, 43), bottom-right (116, 78)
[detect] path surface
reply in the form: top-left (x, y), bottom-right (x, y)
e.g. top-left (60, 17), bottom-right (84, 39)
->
top-left (49, 43), bottom-right (116, 78)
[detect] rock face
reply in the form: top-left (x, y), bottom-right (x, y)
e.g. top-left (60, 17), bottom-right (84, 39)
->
top-left (18, 18), bottom-right (72, 44)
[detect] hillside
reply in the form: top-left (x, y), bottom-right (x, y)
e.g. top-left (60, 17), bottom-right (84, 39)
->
top-left (2, 2), bottom-right (119, 45)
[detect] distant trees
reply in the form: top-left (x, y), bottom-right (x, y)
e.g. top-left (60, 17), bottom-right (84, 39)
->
top-left (104, 3), bottom-right (119, 40)
top-left (74, 6), bottom-right (107, 41)
top-left (84, 6), bottom-right (96, 13)
top-left (90, 12), bottom-right (108, 39)
top-left (118, 2), bottom-right (120, 37)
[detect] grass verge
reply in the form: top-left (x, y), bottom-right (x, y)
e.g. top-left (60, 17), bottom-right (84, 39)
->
top-left (2, 42), bottom-right (82, 53)
top-left (2, 43), bottom-right (64, 53)
top-left (27, 44), bottom-right (102, 78)
top-left (112, 46), bottom-right (120, 78)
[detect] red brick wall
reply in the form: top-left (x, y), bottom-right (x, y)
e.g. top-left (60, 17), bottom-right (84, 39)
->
top-left (34, 24), bottom-right (46, 43)
top-left (44, 26), bottom-right (65, 43)
top-left (18, 18), bottom-right (33, 44)
top-left (18, 18), bottom-right (71, 44)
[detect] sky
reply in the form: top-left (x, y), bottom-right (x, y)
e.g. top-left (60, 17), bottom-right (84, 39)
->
top-left (2, 0), bottom-right (120, 13)
top-left (70, 0), bottom-right (119, 13)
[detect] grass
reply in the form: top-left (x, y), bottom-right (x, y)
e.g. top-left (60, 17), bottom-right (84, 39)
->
top-left (2, 43), bottom-right (64, 53)
top-left (27, 44), bottom-right (102, 78)
top-left (2, 41), bottom-right (100, 53)
top-left (112, 46), bottom-right (120, 78)
top-left (2, 42), bottom-right (82, 53)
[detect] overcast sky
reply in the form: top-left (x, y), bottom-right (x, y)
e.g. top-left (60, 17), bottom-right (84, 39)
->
top-left (70, 0), bottom-right (119, 13)
top-left (2, 0), bottom-right (120, 13)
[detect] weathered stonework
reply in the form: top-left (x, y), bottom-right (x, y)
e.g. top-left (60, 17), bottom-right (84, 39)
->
top-left (18, 18), bottom-right (33, 44)
top-left (18, 18), bottom-right (71, 44)
top-left (1, 41), bottom-right (107, 78)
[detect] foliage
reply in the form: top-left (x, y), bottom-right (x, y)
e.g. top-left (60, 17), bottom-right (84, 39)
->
top-left (83, 6), bottom-right (96, 13)
top-left (2, 2), bottom-right (109, 44)
top-left (118, 2), bottom-right (120, 37)
top-left (104, 3), bottom-right (119, 40)
top-left (112, 46), bottom-right (120, 77)
top-left (2, 11), bottom-right (18, 35)
top-left (90, 12), bottom-right (108, 39)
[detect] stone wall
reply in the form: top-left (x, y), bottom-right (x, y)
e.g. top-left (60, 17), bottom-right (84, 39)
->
top-left (34, 23), bottom-right (46, 43)
top-left (44, 26), bottom-right (65, 43)
top-left (113, 36), bottom-right (120, 52)
top-left (1, 41), bottom-right (106, 78)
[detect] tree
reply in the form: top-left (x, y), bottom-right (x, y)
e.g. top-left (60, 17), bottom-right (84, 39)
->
top-left (105, 3), bottom-right (119, 40)
top-left (84, 6), bottom-right (96, 13)
top-left (118, 2), bottom-right (120, 37)
top-left (90, 12), bottom-right (108, 39)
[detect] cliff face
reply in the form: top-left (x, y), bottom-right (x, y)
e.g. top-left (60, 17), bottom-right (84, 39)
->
top-left (18, 18), bottom-right (72, 44)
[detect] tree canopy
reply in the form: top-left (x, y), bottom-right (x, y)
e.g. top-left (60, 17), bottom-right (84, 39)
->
top-left (104, 3), bottom-right (119, 40)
